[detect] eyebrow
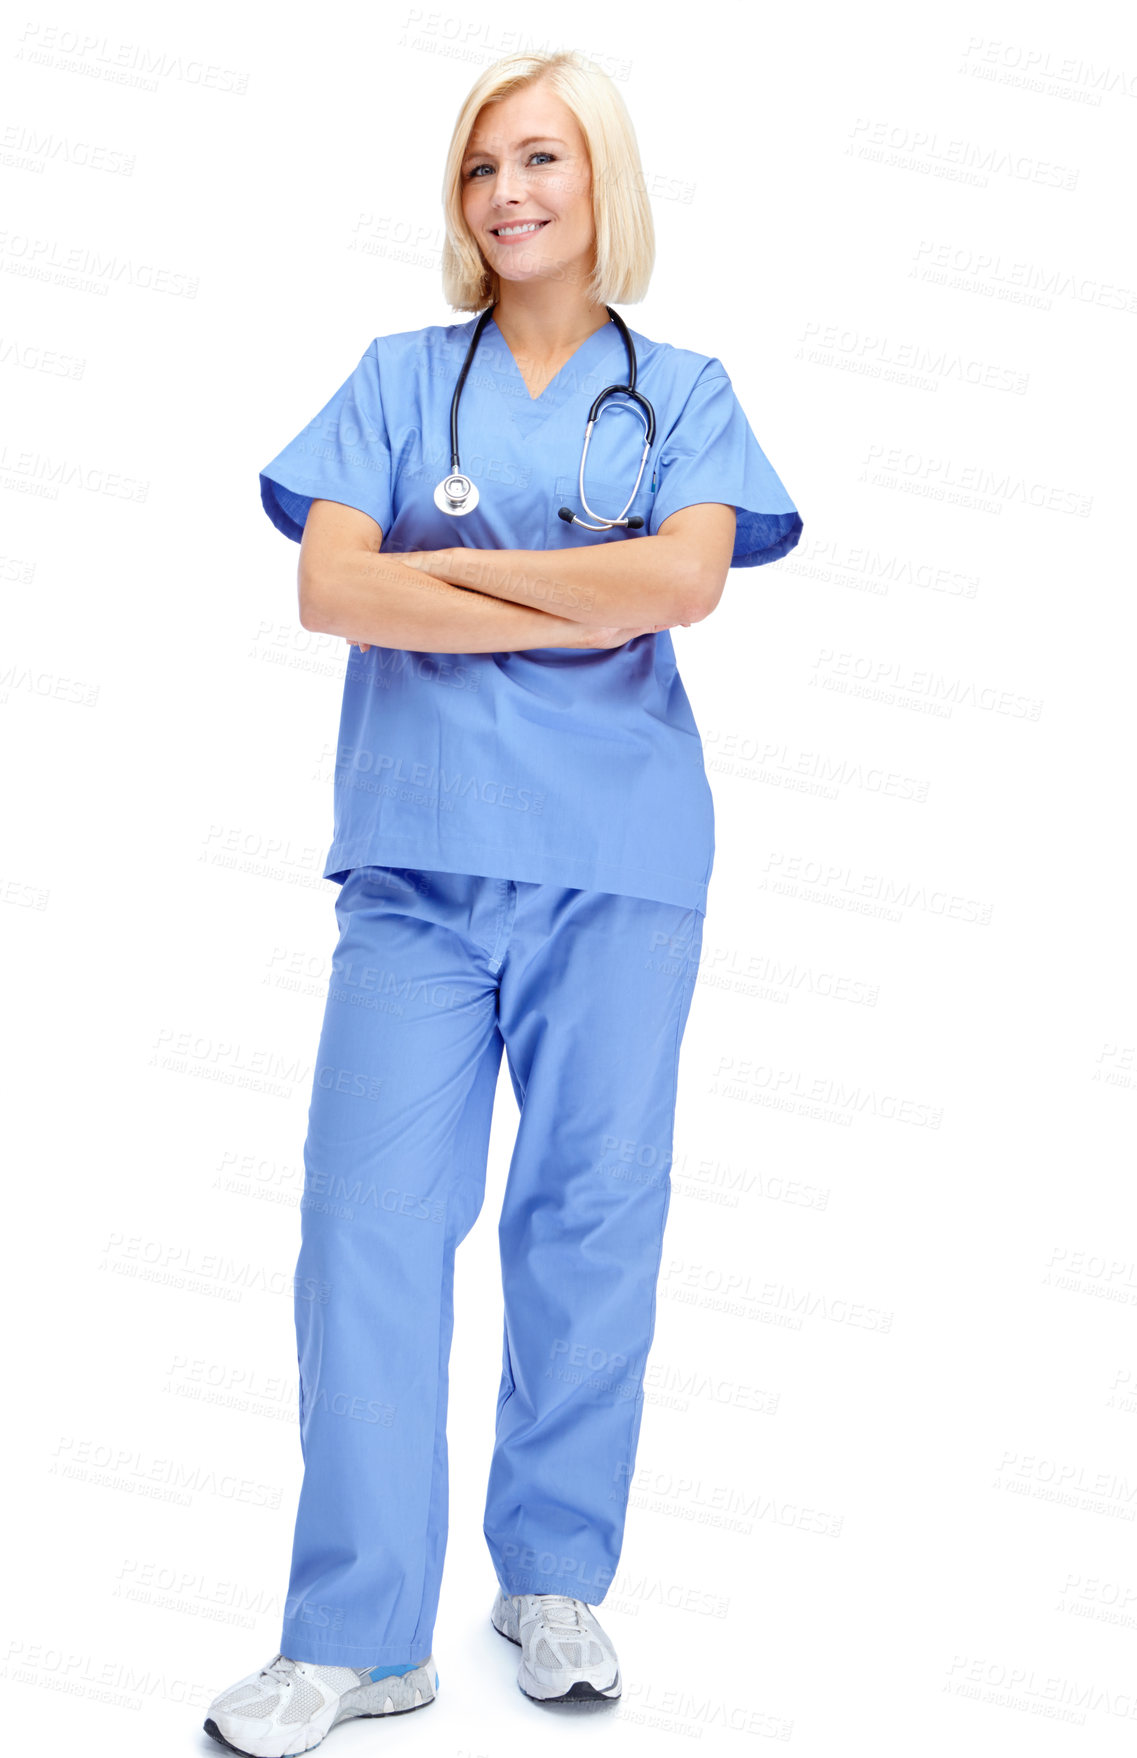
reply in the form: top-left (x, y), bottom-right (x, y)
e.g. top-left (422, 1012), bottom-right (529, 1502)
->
top-left (462, 135), bottom-right (566, 163)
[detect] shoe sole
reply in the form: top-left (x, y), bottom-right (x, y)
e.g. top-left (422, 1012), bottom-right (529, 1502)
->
top-left (490, 1610), bottom-right (621, 1704)
top-left (203, 1689), bottom-right (436, 1757)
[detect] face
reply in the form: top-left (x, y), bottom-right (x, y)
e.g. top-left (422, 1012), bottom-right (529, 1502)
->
top-left (460, 82), bottom-right (595, 289)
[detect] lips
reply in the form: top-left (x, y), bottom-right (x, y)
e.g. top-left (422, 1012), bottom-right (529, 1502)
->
top-left (490, 220), bottom-right (550, 237)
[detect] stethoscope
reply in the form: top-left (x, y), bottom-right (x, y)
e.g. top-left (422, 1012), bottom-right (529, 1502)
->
top-left (433, 303), bottom-right (656, 531)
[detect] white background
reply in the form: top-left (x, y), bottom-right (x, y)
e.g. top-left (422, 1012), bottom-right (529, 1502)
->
top-left (3, 1), bottom-right (1136, 1753)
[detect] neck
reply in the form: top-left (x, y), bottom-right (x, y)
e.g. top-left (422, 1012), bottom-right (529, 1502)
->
top-left (490, 283), bottom-right (610, 357)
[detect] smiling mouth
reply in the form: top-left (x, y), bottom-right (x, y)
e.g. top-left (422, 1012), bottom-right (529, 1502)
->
top-left (490, 220), bottom-right (551, 238)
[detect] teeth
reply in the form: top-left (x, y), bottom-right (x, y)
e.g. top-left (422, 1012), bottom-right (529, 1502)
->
top-left (495, 221), bottom-right (545, 237)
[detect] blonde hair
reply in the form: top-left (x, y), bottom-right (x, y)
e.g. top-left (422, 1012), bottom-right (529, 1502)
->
top-left (440, 50), bottom-right (655, 313)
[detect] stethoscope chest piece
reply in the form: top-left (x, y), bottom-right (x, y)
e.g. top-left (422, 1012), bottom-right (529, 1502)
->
top-left (434, 472), bottom-right (479, 516)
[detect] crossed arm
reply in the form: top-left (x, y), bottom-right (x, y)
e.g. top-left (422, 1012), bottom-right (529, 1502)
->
top-left (298, 498), bottom-right (737, 654)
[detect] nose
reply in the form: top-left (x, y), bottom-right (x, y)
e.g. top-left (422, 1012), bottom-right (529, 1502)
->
top-left (489, 161), bottom-right (529, 205)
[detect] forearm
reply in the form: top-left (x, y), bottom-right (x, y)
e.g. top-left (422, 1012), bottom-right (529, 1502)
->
top-left (306, 551), bottom-right (591, 653)
top-left (402, 538), bottom-right (702, 626)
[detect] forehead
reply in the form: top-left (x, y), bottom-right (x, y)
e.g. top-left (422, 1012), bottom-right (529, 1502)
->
top-left (465, 85), bottom-right (581, 153)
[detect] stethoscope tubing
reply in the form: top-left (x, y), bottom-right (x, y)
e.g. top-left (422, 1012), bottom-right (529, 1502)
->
top-left (438, 303), bottom-right (655, 529)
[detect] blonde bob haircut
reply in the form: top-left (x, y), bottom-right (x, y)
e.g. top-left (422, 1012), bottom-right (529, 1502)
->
top-left (440, 49), bottom-right (655, 314)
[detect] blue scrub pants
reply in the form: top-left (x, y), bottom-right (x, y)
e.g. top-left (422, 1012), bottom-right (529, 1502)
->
top-left (280, 865), bottom-right (704, 1667)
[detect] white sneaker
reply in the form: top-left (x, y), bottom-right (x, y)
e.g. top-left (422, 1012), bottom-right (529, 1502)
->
top-left (203, 1652), bottom-right (437, 1756)
top-left (491, 1590), bottom-right (621, 1703)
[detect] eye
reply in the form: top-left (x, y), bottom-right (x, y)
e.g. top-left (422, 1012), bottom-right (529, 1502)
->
top-left (464, 150), bottom-right (557, 180)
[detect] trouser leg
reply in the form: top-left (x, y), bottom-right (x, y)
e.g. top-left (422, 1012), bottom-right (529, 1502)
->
top-left (281, 867), bottom-right (506, 1667)
top-left (483, 885), bottom-right (704, 1602)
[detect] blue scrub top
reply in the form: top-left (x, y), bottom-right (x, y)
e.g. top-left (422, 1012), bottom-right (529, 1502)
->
top-left (259, 314), bottom-right (802, 914)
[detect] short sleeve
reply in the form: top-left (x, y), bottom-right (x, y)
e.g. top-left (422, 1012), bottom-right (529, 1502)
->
top-left (648, 361), bottom-right (802, 568)
top-left (259, 339), bottom-right (394, 545)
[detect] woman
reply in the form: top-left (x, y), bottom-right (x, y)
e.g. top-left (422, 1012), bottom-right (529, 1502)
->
top-left (205, 47), bottom-right (801, 1758)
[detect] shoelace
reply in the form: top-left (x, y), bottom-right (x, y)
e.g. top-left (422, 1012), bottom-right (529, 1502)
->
top-left (531, 1595), bottom-right (588, 1633)
top-left (262, 1654), bottom-right (299, 1685)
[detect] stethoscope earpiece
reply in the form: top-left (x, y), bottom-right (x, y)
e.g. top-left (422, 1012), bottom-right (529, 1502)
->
top-left (437, 304), bottom-right (655, 532)
top-left (558, 507), bottom-right (643, 529)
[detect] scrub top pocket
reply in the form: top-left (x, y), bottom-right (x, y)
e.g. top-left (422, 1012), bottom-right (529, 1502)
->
top-left (546, 473), bottom-right (653, 549)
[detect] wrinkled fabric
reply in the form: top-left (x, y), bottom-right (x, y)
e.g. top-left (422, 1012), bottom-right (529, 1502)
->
top-left (281, 866), bottom-right (703, 1666)
top-left (260, 315), bottom-right (802, 914)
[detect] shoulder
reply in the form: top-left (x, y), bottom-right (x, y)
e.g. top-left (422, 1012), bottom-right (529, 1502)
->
top-left (370, 319), bottom-right (479, 369)
top-left (624, 326), bottom-right (729, 395)
top-left (623, 329), bottom-right (735, 441)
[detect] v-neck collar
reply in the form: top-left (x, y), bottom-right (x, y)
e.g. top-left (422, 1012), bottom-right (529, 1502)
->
top-left (478, 312), bottom-right (626, 433)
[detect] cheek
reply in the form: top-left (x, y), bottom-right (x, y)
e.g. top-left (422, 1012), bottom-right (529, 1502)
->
top-left (549, 201), bottom-right (586, 241)
top-left (566, 191), bottom-right (595, 236)
top-left (461, 179), bottom-right (486, 217)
